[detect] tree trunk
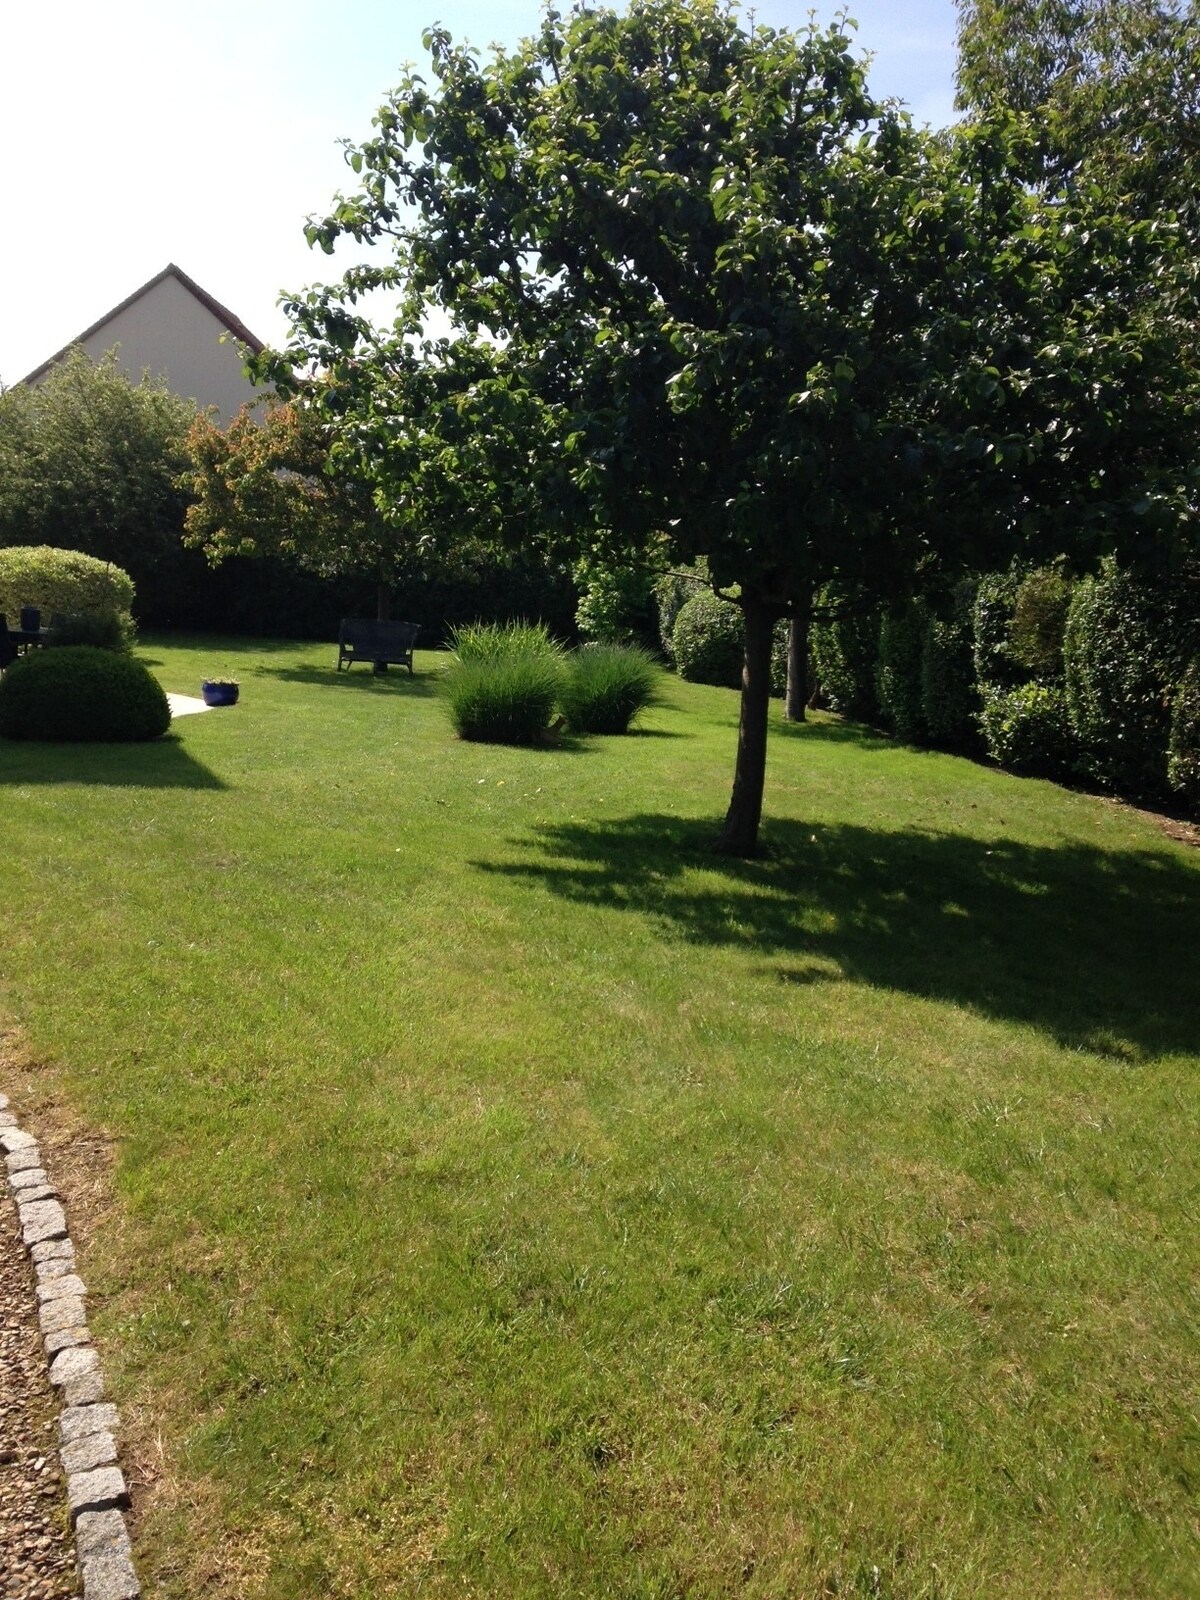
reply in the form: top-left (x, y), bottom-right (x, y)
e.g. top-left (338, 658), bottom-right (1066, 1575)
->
top-left (717, 595), bottom-right (778, 858)
top-left (784, 614), bottom-right (809, 722)
top-left (375, 562), bottom-right (392, 622)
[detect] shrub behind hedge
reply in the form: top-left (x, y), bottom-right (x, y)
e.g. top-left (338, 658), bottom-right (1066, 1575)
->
top-left (672, 591), bottom-right (744, 688)
top-left (0, 646), bottom-right (169, 742)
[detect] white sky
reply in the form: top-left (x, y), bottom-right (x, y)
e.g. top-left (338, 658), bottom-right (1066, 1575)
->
top-left (0, 0), bottom-right (960, 386)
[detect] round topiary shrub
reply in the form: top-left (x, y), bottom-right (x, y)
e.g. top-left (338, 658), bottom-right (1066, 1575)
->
top-left (1168, 658), bottom-right (1200, 814)
top-left (671, 591), bottom-right (744, 688)
top-left (0, 547), bottom-right (136, 646)
top-left (654, 562), bottom-right (708, 663)
top-left (978, 682), bottom-right (1076, 779)
top-left (0, 646), bottom-right (170, 742)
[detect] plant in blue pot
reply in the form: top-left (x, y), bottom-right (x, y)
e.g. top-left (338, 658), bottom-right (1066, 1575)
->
top-left (201, 678), bottom-right (239, 707)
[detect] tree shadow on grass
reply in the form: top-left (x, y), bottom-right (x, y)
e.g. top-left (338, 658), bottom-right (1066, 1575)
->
top-left (0, 734), bottom-right (226, 789)
top-left (476, 813), bottom-right (1200, 1060)
top-left (250, 663), bottom-right (440, 697)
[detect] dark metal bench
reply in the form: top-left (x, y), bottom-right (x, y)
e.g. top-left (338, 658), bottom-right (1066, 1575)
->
top-left (337, 619), bottom-right (420, 674)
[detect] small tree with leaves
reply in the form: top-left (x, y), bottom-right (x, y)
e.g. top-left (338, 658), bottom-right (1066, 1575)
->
top-left (268, 0), bottom-right (1199, 854)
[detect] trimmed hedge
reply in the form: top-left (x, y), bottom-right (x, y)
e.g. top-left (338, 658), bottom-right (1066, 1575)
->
top-left (810, 608), bottom-right (880, 722)
top-left (672, 591), bottom-right (744, 688)
top-left (922, 605), bottom-right (979, 752)
top-left (0, 546), bottom-right (135, 644)
top-left (1168, 659), bottom-right (1200, 812)
top-left (46, 611), bottom-right (130, 653)
top-left (978, 683), bottom-right (1076, 779)
top-left (1064, 565), bottom-right (1178, 797)
top-left (877, 605), bottom-right (926, 743)
top-left (0, 646), bottom-right (169, 742)
top-left (972, 569), bottom-right (1023, 688)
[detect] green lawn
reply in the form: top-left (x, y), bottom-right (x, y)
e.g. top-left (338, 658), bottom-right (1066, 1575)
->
top-left (2, 635), bottom-right (1197, 1599)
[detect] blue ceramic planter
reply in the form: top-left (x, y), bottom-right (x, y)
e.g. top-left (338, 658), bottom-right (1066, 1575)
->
top-left (201, 681), bottom-right (239, 707)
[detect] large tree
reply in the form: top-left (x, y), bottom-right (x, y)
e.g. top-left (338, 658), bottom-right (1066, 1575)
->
top-left (955, 0), bottom-right (1200, 212)
top-left (0, 348), bottom-right (195, 612)
top-left (271, 0), bottom-right (1198, 854)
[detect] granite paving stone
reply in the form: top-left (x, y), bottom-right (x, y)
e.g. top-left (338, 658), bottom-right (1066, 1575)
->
top-left (60, 1404), bottom-right (119, 1445)
top-left (62, 1429), bottom-right (118, 1475)
top-left (38, 1272), bottom-right (88, 1303)
top-left (67, 1465), bottom-right (130, 1523)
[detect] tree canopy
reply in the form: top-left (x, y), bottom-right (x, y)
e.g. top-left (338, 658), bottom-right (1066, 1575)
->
top-left (269, 0), bottom-right (1199, 853)
top-left (0, 349), bottom-right (195, 609)
top-left (955, 0), bottom-right (1200, 212)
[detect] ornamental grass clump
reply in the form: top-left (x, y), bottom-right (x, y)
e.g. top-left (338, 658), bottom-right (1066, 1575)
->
top-left (0, 645), bottom-right (170, 742)
top-left (449, 620), bottom-right (565, 667)
top-left (443, 622), bottom-right (564, 745)
top-left (560, 644), bottom-right (659, 734)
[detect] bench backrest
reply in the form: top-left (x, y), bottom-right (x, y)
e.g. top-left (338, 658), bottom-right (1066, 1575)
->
top-left (339, 619), bottom-right (419, 652)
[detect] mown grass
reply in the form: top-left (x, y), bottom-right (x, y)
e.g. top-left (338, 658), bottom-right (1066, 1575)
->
top-left (1, 634), bottom-right (1197, 1600)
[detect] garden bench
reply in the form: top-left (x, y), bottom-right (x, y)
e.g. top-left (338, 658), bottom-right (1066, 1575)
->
top-left (336, 618), bottom-right (420, 674)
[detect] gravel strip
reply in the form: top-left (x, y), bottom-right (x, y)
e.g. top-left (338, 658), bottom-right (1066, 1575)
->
top-left (0, 1168), bottom-right (79, 1599)
top-left (1, 1103), bottom-right (139, 1600)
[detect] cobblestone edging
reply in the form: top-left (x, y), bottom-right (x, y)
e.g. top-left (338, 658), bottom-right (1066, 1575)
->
top-left (1, 1097), bottom-right (140, 1600)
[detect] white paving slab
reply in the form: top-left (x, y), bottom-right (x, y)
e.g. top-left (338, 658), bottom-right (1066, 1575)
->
top-left (166, 693), bottom-right (212, 718)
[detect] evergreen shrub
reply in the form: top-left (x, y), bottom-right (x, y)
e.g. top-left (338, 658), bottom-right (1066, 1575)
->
top-left (810, 608), bottom-right (880, 722)
top-left (922, 603), bottom-right (979, 752)
top-left (1009, 567), bottom-right (1074, 680)
top-left (0, 646), bottom-right (169, 742)
top-left (1168, 659), bottom-right (1200, 812)
top-left (1064, 565), bottom-right (1177, 796)
top-left (0, 546), bottom-right (135, 645)
top-left (671, 591), bottom-right (744, 688)
top-left (46, 611), bottom-right (130, 652)
top-left (877, 605), bottom-right (926, 742)
top-left (978, 682), bottom-right (1075, 778)
top-left (654, 564), bottom-right (708, 663)
top-left (560, 644), bottom-right (659, 734)
top-left (972, 569), bottom-right (1023, 687)
top-left (574, 559), bottom-right (658, 647)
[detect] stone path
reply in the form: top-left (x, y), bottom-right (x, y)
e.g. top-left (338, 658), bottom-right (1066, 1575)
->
top-left (165, 693), bottom-right (211, 719)
top-left (1, 1107), bottom-right (139, 1600)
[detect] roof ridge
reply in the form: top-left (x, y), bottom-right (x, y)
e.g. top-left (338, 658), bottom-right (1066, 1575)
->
top-left (20, 264), bottom-right (266, 386)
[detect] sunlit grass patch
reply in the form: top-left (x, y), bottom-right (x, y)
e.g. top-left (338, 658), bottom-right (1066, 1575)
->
top-left (1, 634), bottom-right (1197, 1599)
